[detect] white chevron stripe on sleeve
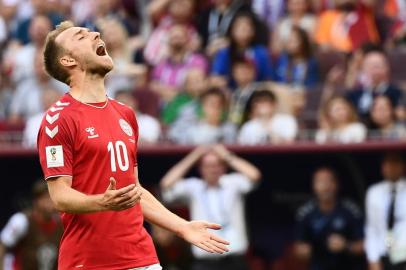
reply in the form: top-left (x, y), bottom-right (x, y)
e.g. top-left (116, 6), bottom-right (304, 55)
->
top-left (46, 113), bottom-right (60, 125)
top-left (56, 101), bottom-right (70, 106)
top-left (45, 126), bottom-right (59, 138)
top-left (49, 106), bottom-right (64, 112)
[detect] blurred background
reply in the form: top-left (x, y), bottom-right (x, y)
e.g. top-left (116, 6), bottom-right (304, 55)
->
top-left (0, 0), bottom-right (405, 269)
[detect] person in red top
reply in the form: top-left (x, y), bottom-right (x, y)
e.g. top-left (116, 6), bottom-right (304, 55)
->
top-left (37, 21), bottom-right (229, 270)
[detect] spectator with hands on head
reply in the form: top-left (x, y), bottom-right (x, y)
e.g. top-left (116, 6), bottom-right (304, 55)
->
top-left (161, 144), bottom-right (261, 270)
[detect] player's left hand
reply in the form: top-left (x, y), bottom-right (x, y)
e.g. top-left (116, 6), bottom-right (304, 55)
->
top-left (179, 221), bottom-right (230, 254)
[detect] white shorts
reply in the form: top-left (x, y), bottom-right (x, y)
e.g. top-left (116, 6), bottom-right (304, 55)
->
top-left (129, 264), bottom-right (162, 270)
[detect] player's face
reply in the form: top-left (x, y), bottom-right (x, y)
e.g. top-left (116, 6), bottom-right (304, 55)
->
top-left (56, 27), bottom-right (113, 76)
top-left (199, 153), bottom-right (227, 185)
top-left (313, 170), bottom-right (337, 202)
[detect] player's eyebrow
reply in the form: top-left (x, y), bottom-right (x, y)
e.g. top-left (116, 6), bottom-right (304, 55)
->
top-left (73, 28), bottom-right (89, 37)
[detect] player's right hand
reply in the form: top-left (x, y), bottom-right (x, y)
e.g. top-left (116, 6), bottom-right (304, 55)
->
top-left (100, 177), bottom-right (143, 211)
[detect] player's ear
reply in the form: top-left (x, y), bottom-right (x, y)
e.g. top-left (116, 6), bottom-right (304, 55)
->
top-left (59, 55), bottom-right (77, 68)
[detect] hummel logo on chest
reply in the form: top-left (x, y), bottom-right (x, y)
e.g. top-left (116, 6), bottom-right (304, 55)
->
top-left (85, 127), bottom-right (99, 139)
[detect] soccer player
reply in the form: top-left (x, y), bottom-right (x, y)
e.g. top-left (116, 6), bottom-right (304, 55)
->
top-left (37, 21), bottom-right (229, 270)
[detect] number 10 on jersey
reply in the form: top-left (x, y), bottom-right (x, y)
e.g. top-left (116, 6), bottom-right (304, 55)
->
top-left (107, 141), bottom-right (129, 172)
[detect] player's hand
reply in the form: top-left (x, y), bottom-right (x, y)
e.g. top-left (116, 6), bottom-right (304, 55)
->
top-left (327, 233), bottom-right (347, 253)
top-left (178, 221), bottom-right (229, 254)
top-left (100, 177), bottom-right (143, 211)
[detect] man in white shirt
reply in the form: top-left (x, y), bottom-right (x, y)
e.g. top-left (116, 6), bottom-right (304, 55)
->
top-left (160, 145), bottom-right (261, 270)
top-left (365, 153), bottom-right (406, 270)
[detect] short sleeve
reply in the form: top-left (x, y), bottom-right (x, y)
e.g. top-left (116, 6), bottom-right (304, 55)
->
top-left (37, 113), bottom-right (75, 180)
top-left (162, 178), bottom-right (198, 203)
top-left (343, 200), bottom-right (364, 240)
top-left (0, 212), bottom-right (29, 248)
top-left (295, 203), bottom-right (313, 242)
top-left (222, 173), bottom-right (255, 194)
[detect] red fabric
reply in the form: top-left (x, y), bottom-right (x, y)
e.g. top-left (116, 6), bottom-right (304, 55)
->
top-left (348, 5), bottom-right (379, 50)
top-left (37, 93), bottom-right (158, 270)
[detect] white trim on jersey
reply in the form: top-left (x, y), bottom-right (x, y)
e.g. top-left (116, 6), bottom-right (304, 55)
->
top-left (45, 174), bottom-right (73, 181)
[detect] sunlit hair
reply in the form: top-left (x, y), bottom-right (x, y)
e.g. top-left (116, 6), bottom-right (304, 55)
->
top-left (43, 21), bottom-right (75, 84)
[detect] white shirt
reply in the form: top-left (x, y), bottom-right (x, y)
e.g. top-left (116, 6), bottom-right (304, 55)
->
top-left (0, 212), bottom-right (29, 248)
top-left (9, 78), bottom-right (67, 119)
top-left (316, 123), bottom-right (367, 144)
top-left (137, 113), bottom-right (161, 143)
top-left (22, 112), bottom-right (44, 147)
top-left (365, 179), bottom-right (406, 263)
top-left (238, 114), bottom-right (298, 145)
top-left (162, 173), bottom-right (254, 258)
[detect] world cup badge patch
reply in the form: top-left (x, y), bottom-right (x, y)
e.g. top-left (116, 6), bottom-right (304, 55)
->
top-left (119, 119), bottom-right (133, 137)
top-left (45, 145), bottom-right (64, 168)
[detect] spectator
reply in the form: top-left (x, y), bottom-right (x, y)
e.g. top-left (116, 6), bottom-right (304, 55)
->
top-left (22, 88), bottom-right (61, 147)
top-left (150, 23), bottom-right (208, 103)
top-left (294, 167), bottom-right (364, 270)
top-left (274, 26), bottom-right (319, 89)
top-left (238, 90), bottom-right (298, 145)
top-left (98, 17), bottom-right (146, 97)
top-left (162, 68), bottom-right (208, 125)
top-left (346, 50), bottom-right (404, 123)
top-left (197, 0), bottom-right (251, 54)
top-left (160, 144), bottom-right (261, 270)
top-left (379, 0), bottom-right (406, 48)
top-left (9, 15), bottom-right (52, 84)
top-left (8, 50), bottom-right (67, 123)
top-left (145, 0), bottom-right (199, 65)
top-left (316, 96), bottom-right (367, 143)
top-left (321, 43), bottom-right (383, 103)
top-left (365, 153), bottom-right (406, 270)
top-left (228, 56), bottom-right (258, 126)
top-left (369, 96), bottom-right (406, 140)
top-left (11, 0), bottom-right (65, 45)
top-left (271, 0), bottom-right (317, 54)
top-left (315, 0), bottom-right (379, 53)
top-left (114, 90), bottom-right (161, 144)
top-left (0, 180), bottom-right (63, 270)
top-left (169, 88), bottom-right (236, 145)
top-left (211, 12), bottom-right (273, 87)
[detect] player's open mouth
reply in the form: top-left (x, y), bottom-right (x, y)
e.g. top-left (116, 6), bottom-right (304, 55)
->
top-left (96, 43), bottom-right (107, 56)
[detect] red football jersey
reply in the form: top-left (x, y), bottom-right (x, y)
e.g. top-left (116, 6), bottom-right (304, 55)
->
top-left (37, 93), bottom-right (158, 270)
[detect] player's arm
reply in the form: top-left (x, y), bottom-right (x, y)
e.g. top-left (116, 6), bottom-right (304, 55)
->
top-left (160, 145), bottom-right (209, 190)
top-left (47, 176), bottom-right (142, 214)
top-left (212, 144), bottom-right (261, 182)
top-left (136, 168), bottom-right (229, 254)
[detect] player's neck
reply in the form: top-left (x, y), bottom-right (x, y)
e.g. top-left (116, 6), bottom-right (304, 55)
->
top-left (69, 73), bottom-right (107, 103)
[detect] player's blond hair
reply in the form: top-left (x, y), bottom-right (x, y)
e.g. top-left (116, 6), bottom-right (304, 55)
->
top-left (43, 20), bottom-right (75, 85)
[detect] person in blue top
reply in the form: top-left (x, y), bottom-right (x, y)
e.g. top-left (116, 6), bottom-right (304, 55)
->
top-left (274, 26), bottom-right (319, 89)
top-left (294, 167), bottom-right (365, 270)
top-left (211, 11), bottom-right (273, 87)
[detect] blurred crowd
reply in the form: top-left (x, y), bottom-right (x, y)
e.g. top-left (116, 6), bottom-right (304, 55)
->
top-left (0, 0), bottom-right (406, 146)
